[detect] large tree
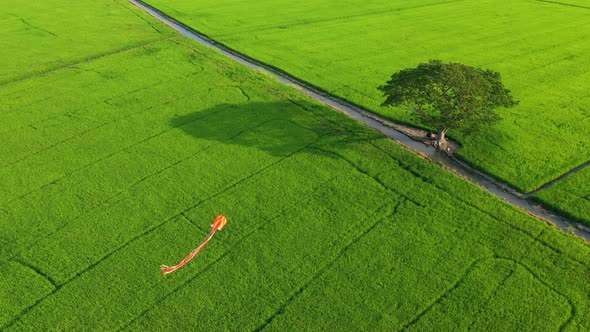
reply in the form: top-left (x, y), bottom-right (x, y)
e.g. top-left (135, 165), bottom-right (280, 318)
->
top-left (379, 60), bottom-right (518, 151)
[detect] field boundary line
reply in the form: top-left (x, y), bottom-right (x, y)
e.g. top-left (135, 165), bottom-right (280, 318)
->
top-left (525, 160), bottom-right (590, 197)
top-left (495, 256), bottom-right (577, 331)
top-left (0, 36), bottom-right (174, 86)
top-left (307, 146), bottom-right (425, 207)
top-left (11, 258), bottom-right (58, 289)
top-left (399, 257), bottom-right (490, 331)
top-left (113, 0), bottom-right (165, 34)
top-left (0, 69), bottom-right (203, 170)
top-left (0, 77), bottom-right (207, 210)
top-left (128, 0), bottom-right (590, 241)
top-left (10, 14), bottom-right (58, 37)
top-left (213, 0), bottom-right (464, 39)
top-left (533, 0), bottom-right (590, 10)
top-left (254, 204), bottom-right (400, 331)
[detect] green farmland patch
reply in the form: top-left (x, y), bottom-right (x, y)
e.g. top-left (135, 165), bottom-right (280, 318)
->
top-left (142, 0), bottom-right (590, 193)
top-left (2, 35), bottom-right (590, 330)
top-left (2, 0), bottom-right (590, 330)
top-left (0, 0), bottom-right (174, 84)
top-left (534, 167), bottom-right (590, 225)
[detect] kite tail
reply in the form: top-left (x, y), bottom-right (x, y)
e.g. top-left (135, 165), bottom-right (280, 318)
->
top-left (161, 230), bottom-right (216, 275)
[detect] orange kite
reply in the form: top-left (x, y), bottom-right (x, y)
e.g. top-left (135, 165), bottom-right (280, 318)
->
top-left (161, 215), bottom-right (228, 275)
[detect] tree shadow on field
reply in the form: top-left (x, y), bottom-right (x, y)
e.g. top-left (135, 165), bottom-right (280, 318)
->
top-left (170, 100), bottom-right (378, 156)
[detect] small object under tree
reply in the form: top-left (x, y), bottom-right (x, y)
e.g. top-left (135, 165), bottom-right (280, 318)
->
top-left (379, 60), bottom-right (518, 151)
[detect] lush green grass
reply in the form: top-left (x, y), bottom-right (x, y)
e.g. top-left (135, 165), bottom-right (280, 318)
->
top-left (0, 0), bottom-right (174, 84)
top-left (2, 1), bottom-right (590, 331)
top-left (3, 34), bottom-right (590, 332)
top-left (142, 0), bottom-right (590, 193)
top-left (534, 167), bottom-right (590, 225)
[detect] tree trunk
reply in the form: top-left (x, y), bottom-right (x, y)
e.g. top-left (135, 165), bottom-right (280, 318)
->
top-left (436, 129), bottom-right (449, 151)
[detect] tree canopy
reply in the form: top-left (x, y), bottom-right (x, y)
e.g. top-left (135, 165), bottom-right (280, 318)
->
top-left (379, 60), bottom-right (518, 149)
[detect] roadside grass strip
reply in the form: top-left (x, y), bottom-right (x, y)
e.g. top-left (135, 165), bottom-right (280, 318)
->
top-left (141, 0), bottom-right (590, 193)
top-left (1, 35), bottom-right (590, 330)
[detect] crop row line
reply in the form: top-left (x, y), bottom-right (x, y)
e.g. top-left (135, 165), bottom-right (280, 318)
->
top-left (513, 229), bottom-right (577, 332)
top-left (364, 141), bottom-right (540, 236)
top-left (172, 130), bottom-right (323, 217)
top-left (0, 69), bottom-right (204, 171)
top-left (255, 203), bottom-right (401, 331)
top-left (11, 258), bottom-right (58, 289)
top-left (1, 79), bottom-right (159, 133)
top-left (0, 36), bottom-right (175, 86)
top-left (113, 0), bottom-right (164, 35)
top-left (2, 95), bottom-right (159, 172)
top-left (399, 257), bottom-right (490, 331)
top-left (0, 82), bottom-right (212, 209)
top-left (10, 14), bottom-right (57, 37)
top-left (307, 146), bottom-right (424, 208)
top-left (494, 255), bottom-right (577, 331)
top-left (214, 0), bottom-right (464, 39)
top-left (1, 63), bottom-right (203, 136)
top-left (525, 160), bottom-right (590, 197)
top-left (0, 218), bottom-right (174, 330)
top-left (108, 128), bottom-right (376, 328)
top-left (363, 140), bottom-right (590, 268)
top-left (322, 130), bottom-right (590, 267)
top-left (465, 268), bottom-right (513, 329)
top-left (400, 249), bottom-right (577, 331)
top-left (534, 0), bottom-right (590, 10)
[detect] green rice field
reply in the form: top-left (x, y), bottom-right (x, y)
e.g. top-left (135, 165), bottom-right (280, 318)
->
top-left (534, 167), bottom-right (590, 225)
top-left (0, 0), bottom-right (174, 84)
top-left (2, 0), bottom-right (590, 330)
top-left (143, 0), bottom-right (590, 194)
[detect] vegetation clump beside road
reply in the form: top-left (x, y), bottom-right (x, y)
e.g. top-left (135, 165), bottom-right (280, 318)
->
top-left (2, 0), bottom-right (590, 330)
top-left (379, 59), bottom-right (518, 152)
